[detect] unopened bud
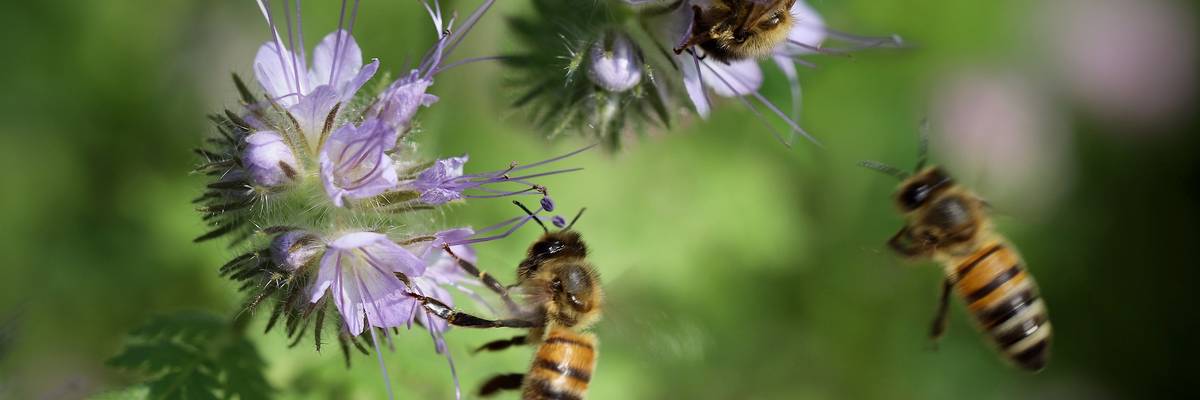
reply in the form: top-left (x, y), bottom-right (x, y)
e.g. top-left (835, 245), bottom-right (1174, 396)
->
top-left (270, 231), bottom-right (323, 270)
top-left (243, 131), bottom-right (298, 187)
top-left (587, 33), bottom-right (643, 93)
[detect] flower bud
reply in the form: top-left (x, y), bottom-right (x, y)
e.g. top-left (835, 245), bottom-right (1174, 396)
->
top-left (540, 195), bottom-right (556, 212)
top-left (242, 131), bottom-right (298, 187)
top-left (270, 231), bottom-right (323, 270)
top-left (551, 215), bottom-right (567, 229)
top-left (587, 33), bottom-right (643, 93)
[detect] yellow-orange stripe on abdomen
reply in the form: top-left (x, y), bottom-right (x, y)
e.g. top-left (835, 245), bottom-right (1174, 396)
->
top-left (950, 243), bottom-right (1052, 371)
top-left (522, 327), bottom-right (597, 400)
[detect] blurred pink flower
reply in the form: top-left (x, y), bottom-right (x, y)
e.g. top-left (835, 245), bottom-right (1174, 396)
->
top-left (930, 70), bottom-right (1073, 215)
top-left (1040, 0), bottom-right (1197, 130)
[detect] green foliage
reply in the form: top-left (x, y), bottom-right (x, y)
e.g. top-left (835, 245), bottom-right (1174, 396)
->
top-left (89, 385), bottom-right (150, 400)
top-left (107, 311), bottom-right (271, 400)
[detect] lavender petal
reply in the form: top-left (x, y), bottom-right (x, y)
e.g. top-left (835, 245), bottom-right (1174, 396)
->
top-left (254, 41), bottom-right (307, 107)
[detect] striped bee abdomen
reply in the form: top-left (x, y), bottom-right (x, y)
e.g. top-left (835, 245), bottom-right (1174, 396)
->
top-left (950, 243), bottom-right (1052, 371)
top-left (523, 327), bottom-right (597, 400)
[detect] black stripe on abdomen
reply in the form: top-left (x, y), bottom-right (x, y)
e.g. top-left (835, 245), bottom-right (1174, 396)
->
top-left (964, 264), bottom-right (1023, 304)
top-left (971, 278), bottom-right (1052, 372)
top-left (534, 359), bottom-right (592, 382)
top-left (1011, 338), bottom-right (1050, 371)
top-left (976, 288), bottom-right (1038, 329)
top-left (952, 244), bottom-right (1004, 283)
top-left (994, 314), bottom-right (1048, 348)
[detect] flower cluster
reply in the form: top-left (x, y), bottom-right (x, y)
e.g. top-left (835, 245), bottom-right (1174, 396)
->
top-left (195, 0), bottom-right (581, 397)
top-left (505, 0), bottom-right (902, 149)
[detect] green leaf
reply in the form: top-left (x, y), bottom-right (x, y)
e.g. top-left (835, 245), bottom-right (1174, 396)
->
top-left (108, 311), bottom-right (273, 400)
top-left (88, 385), bottom-right (150, 400)
top-left (218, 337), bottom-right (272, 400)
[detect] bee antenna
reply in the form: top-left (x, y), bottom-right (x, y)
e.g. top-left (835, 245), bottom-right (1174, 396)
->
top-left (858, 160), bottom-right (910, 180)
top-left (512, 200), bottom-right (549, 233)
top-left (915, 118), bottom-right (930, 171)
top-left (565, 208), bottom-right (587, 230)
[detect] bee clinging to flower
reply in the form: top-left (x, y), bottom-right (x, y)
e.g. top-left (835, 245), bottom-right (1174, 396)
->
top-left (674, 0), bottom-right (799, 62)
top-left (406, 203), bottom-right (605, 400)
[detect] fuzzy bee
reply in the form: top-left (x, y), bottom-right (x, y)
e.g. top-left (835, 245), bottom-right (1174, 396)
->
top-left (674, 0), bottom-right (799, 62)
top-left (863, 128), bottom-right (1052, 371)
top-left (412, 203), bottom-right (604, 399)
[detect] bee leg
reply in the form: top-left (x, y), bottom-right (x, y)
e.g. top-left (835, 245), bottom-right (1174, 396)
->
top-left (929, 278), bottom-right (952, 350)
top-left (478, 373), bottom-right (525, 397)
top-left (442, 244), bottom-right (522, 313)
top-left (473, 335), bottom-right (528, 354)
top-left (672, 5), bottom-right (708, 54)
top-left (889, 226), bottom-right (931, 258)
top-left (410, 292), bottom-right (539, 329)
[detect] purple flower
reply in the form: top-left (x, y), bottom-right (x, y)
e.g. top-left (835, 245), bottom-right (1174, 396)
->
top-left (407, 146), bottom-right (591, 206)
top-left (411, 156), bottom-right (469, 204)
top-left (253, 29), bottom-right (379, 148)
top-left (411, 228), bottom-right (482, 292)
top-left (309, 232), bottom-right (425, 336)
top-left (372, 71), bottom-right (439, 132)
top-left (363, 0), bottom-right (496, 135)
top-left (319, 118), bottom-right (400, 207)
top-left (242, 131), bottom-right (298, 187)
top-left (270, 230), bottom-right (322, 270)
top-left (587, 33), bottom-right (643, 93)
top-left (769, 1), bottom-right (827, 83)
top-left (399, 228), bottom-right (489, 350)
top-left (551, 215), bottom-right (567, 228)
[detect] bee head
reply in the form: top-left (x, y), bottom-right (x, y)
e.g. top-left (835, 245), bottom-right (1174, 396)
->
top-left (528, 230), bottom-right (588, 261)
top-left (515, 202), bottom-right (590, 280)
top-left (896, 167), bottom-right (953, 212)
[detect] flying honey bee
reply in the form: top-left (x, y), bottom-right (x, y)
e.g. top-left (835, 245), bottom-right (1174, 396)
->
top-left (673, 0), bottom-right (799, 62)
top-left (411, 202), bottom-right (603, 399)
top-left (861, 127), bottom-right (1052, 371)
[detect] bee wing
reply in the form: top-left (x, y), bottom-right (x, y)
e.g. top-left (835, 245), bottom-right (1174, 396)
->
top-left (592, 269), bottom-right (710, 364)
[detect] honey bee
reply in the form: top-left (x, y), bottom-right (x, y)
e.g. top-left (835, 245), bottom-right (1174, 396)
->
top-left (673, 0), bottom-right (799, 62)
top-left (862, 128), bottom-right (1052, 371)
top-left (412, 202), bottom-right (603, 399)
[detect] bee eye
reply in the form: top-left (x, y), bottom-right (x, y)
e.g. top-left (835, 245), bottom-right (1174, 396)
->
top-left (900, 184), bottom-right (932, 210)
top-left (532, 240), bottom-right (564, 257)
top-left (761, 14), bottom-right (782, 28)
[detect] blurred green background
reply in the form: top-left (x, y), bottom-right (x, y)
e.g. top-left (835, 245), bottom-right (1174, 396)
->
top-left (1, 0), bottom-right (1197, 399)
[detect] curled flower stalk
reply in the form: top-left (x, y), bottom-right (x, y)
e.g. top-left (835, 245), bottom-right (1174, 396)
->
top-left (504, 0), bottom-right (902, 150)
top-left (194, 0), bottom-right (582, 398)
